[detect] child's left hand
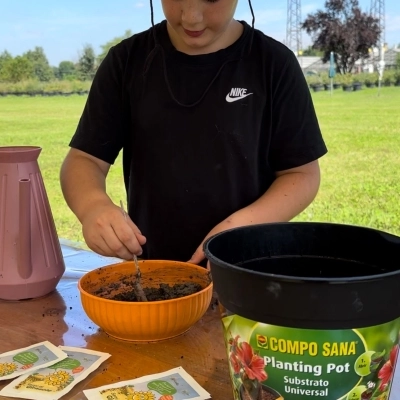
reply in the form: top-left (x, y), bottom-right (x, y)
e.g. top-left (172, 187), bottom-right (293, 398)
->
top-left (188, 160), bottom-right (322, 265)
top-left (187, 218), bottom-right (239, 265)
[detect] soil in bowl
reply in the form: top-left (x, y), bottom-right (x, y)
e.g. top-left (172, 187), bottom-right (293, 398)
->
top-left (92, 274), bottom-right (203, 302)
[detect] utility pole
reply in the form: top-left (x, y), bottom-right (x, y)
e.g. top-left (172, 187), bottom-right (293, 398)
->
top-left (286, 0), bottom-right (303, 58)
top-left (371, 0), bottom-right (385, 51)
top-left (371, 0), bottom-right (386, 89)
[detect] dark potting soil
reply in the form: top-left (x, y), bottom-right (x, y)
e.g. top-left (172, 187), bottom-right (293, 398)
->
top-left (96, 282), bottom-right (203, 302)
top-left (242, 388), bottom-right (279, 400)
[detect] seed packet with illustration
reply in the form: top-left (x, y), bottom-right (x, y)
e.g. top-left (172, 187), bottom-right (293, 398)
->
top-left (0, 341), bottom-right (68, 381)
top-left (83, 367), bottom-right (211, 400)
top-left (0, 346), bottom-right (111, 400)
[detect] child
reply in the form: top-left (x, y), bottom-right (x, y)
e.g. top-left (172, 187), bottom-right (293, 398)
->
top-left (60, 0), bottom-right (327, 265)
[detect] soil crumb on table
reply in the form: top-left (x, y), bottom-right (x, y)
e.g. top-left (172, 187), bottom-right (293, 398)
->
top-left (94, 282), bottom-right (203, 302)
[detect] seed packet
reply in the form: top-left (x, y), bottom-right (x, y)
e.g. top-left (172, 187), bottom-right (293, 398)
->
top-left (83, 367), bottom-right (211, 400)
top-left (0, 341), bottom-right (68, 381)
top-left (0, 346), bottom-right (111, 400)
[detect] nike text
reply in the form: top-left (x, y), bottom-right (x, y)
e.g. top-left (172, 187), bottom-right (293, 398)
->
top-left (226, 88), bottom-right (253, 103)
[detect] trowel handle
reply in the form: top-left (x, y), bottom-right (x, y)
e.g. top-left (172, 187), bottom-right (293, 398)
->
top-left (18, 178), bottom-right (32, 279)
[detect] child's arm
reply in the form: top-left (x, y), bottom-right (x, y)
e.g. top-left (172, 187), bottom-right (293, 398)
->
top-left (189, 159), bottom-right (321, 264)
top-left (60, 148), bottom-right (146, 259)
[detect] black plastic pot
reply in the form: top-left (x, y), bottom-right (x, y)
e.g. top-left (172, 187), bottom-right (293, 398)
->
top-left (311, 84), bottom-right (324, 92)
top-left (204, 222), bottom-right (400, 329)
top-left (205, 222), bottom-right (400, 399)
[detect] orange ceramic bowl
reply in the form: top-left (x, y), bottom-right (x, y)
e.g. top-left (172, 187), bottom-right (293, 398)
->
top-left (78, 260), bottom-right (213, 342)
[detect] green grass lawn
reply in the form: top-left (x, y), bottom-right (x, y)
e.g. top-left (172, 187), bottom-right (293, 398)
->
top-left (0, 95), bottom-right (125, 241)
top-left (1, 87), bottom-right (399, 243)
top-left (295, 87), bottom-right (400, 237)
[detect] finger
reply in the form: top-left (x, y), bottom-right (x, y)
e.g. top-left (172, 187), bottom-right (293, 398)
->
top-left (206, 260), bottom-right (211, 271)
top-left (98, 224), bottom-right (139, 259)
top-left (104, 213), bottom-right (142, 255)
top-left (115, 220), bottom-right (145, 255)
top-left (126, 219), bottom-right (147, 246)
top-left (122, 213), bottom-right (142, 234)
top-left (82, 225), bottom-right (116, 257)
top-left (188, 245), bottom-right (205, 265)
top-left (112, 227), bottom-right (143, 258)
top-left (118, 211), bottom-right (147, 247)
top-left (85, 233), bottom-right (123, 258)
top-left (87, 241), bottom-right (114, 258)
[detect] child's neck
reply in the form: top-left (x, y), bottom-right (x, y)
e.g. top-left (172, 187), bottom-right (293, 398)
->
top-left (166, 20), bottom-right (244, 55)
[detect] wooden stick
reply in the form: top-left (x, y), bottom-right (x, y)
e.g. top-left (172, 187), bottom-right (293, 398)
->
top-left (120, 200), bottom-right (148, 302)
top-left (132, 280), bottom-right (148, 302)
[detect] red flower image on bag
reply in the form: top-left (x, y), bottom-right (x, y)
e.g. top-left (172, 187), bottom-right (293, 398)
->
top-left (378, 344), bottom-right (399, 391)
top-left (227, 333), bottom-right (268, 399)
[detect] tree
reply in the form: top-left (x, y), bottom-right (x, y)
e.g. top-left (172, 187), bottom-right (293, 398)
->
top-left (97, 30), bottom-right (133, 65)
top-left (301, 0), bottom-right (381, 74)
top-left (0, 56), bottom-right (34, 82)
top-left (57, 61), bottom-right (76, 80)
top-left (77, 44), bottom-right (96, 81)
top-left (0, 51), bottom-right (13, 75)
top-left (24, 47), bottom-right (53, 81)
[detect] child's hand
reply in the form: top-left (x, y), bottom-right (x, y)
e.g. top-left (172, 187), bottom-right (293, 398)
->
top-left (188, 219), bottom-right (236, 265)
top-left (80, 203), bottom-right (146, 260)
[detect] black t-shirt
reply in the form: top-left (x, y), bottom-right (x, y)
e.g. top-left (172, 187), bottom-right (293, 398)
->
top-left (70, 20), bottom-right (327, 262)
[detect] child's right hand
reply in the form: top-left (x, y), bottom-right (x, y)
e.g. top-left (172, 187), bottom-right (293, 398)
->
top-left (80, 203), bottom-right (146, 260)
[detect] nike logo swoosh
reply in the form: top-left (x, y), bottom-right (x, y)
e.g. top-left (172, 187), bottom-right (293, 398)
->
top-left (226, 93), bottom-right (253, 103)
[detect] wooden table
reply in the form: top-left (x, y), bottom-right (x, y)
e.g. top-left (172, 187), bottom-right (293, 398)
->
top-left (0, 240), bottom-right (231, 400)
top-left (1, 241), bottom-right (400, 400)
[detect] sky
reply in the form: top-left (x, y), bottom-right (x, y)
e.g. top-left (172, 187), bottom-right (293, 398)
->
top-left (0, 0), bottom-right (399, 67)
